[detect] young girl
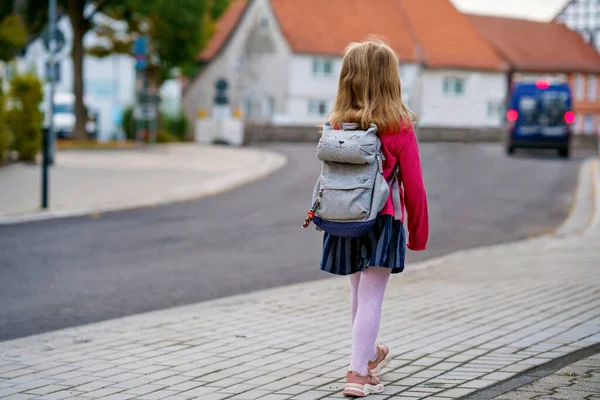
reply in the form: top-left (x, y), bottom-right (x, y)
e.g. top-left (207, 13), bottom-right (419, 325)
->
top-left (321, 39), bottom-right (429, 397)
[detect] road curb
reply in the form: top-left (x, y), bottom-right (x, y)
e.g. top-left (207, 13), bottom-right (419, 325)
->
top-left (0, 149), bottom-right (287, 225)
top-left (553, 158), bottom-right (599, 237)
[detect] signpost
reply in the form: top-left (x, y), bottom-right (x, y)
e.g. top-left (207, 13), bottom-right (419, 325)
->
top-left (41, 0), bottom-right (58, 209)
top-left (132, 36), bottom-right (159, 144)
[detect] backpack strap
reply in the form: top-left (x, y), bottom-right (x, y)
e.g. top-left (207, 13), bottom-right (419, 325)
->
top-left (388, 165), bottom-right (404, 221)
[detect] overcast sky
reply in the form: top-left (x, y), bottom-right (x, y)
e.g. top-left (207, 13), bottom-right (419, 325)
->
top-left (451, 0), bottom-right (570, 21)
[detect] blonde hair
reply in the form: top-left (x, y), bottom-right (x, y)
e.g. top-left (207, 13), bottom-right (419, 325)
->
top-left (328, 38), bottom-right (416, 133)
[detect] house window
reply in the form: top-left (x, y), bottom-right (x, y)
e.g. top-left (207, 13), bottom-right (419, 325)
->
top-left (584, 114), bottom-right (594, 134)
top-left (574, 73), bottom-right (585, 100)
top-left (443, 77), bottom-right (465, 96)
top-left (308, 99), bottom-right (328, 116)
top-left (259, 16), bottom-right (269, 32)
top-left (588, 74), bottom-right (598, 100)
top-left (487, 101), bottom-right (501, 117)
top-left (312, 58), bottom-right (334, 78)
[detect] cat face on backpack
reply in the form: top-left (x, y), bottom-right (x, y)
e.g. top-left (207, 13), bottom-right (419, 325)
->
top-left (318, 134), bottom-right (372, 156)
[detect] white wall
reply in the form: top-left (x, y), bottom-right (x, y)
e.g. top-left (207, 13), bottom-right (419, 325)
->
top-left (183, 0), bottom-right (292, 132)
top-left (419, 69), bottom-right (507, 128)
top-left (284, 56), bottom-right (421, 126)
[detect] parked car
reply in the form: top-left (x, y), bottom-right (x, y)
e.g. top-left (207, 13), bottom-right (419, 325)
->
top-left (506, 80), bottom-right (575, 158)
top-left (44, 92), bottom-right (98, 139)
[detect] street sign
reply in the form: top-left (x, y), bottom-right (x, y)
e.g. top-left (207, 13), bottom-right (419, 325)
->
top-left (215, 78), bottom-right (229, 105)
top-left (42, 26), bottom-right (66, 53)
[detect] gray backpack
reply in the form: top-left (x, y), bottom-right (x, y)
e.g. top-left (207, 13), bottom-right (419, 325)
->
top-left (303, 122), bottom-right (401, 238)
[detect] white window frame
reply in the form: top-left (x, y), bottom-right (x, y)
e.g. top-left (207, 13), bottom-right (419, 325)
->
top-left (443, 77), bottom-right (466, 96)
top-left (588, 74), bottom-right (598, 101)
top-left (308, 99), bottom-right (328, 116)
top-left (584, 113), bottom-right (594, 134)
top-left (575, 73), bottom-right (585, 101)
top-left (312, 57), bottom-right (334, 78)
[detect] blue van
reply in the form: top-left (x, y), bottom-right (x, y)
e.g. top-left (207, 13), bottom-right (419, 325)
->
top-left (506, 80), bottom-right (575, 158)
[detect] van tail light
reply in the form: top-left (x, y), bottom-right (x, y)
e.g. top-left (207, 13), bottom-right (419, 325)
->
top-left (506, 109), bottom-right (518, 122)
top-left (564, 111), bottom-right (576, 124)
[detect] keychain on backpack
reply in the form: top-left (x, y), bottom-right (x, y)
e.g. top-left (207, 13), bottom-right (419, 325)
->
top-left (302, 195), bottom-right (321, 228)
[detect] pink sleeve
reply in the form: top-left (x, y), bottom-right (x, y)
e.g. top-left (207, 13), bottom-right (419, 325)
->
top-left (397, 124), bottom-right (429, 251)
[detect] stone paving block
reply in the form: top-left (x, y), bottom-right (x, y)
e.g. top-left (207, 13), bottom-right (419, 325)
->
top-left (0, 394), bottom-right (34, 400)
top-left (97, 393), bottom-right (137, 400)
top-left (217, 383), bottom-right (260, 395)
top-left (199, 377), bottom-right (244, 389)
top-left (256, 394), bottom-right (291, 400)
top-left (134, 389), bottom-right (187, 399)
top-left (292, 390), bottom-right (332, 400)
top-left (228, 388), bottom-right (273, 399)
top-left (0, 387), bottom-right (23, 398)
top-left (81, 386), bottom-right (125, 398)
top-left (168, 381), bottom-right (207, 392)
top-left (35, 389), bottom-right (88, 399)
top-left (258, 379), bottom-right (296, 391)
top-left (23, 384), bottom-right (70, 396)
top-left (275, 384), bottom-right (313, 395)
top-left (121, 383), bottom-right (168, 396)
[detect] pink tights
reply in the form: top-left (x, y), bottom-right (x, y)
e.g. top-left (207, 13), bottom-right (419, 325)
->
top-left (348, 266), bottom-right (392, 375)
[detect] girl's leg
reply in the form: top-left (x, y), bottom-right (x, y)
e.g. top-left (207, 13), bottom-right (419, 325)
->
top-left (349, 266), bottom-right (392, 375)
top-left (349, 272), bottom-right (361, 326)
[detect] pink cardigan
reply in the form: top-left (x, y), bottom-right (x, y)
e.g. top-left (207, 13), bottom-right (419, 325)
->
top-left (379, 123), bottom-right (429, 251)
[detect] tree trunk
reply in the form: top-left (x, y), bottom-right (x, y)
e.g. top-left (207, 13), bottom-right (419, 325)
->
top-left (68, 0), bottom-right (88, 141)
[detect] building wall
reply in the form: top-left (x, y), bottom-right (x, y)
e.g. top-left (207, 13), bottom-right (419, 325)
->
top-left (182, 0), bottom-right (292, 132)
top-left (283, 55), bottom-right (421, 126)
top-left (419, 69), bottom-right (506, 128)
top-left (556, 0), bottom-right (600, 51)
top-left (568, 72), bottom-right (600, 135)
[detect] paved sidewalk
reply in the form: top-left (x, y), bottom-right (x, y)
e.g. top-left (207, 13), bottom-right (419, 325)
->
top-left (0, 160), bottom-right (598, 400)
top-left (490, 353), bottom-right (600, 399)
top-left (0, 144), bottom-right (286, 224)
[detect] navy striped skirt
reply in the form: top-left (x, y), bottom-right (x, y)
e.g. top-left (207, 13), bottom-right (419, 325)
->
top-left (320, 215), bottom-right (407, 276)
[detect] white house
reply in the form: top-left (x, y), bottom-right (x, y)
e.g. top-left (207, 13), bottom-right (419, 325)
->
top-left (17, 14), bottom-right (182, 141)
top-left (183, 0), bottom-right (508, 133)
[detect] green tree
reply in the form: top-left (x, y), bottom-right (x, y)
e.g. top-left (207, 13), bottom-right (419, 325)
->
top-left (92, 0), bottom-right (227, 85)
top-left (0, 2), bottom-right (28, 62)
top-left (19, 0), bottom-right (122, 140)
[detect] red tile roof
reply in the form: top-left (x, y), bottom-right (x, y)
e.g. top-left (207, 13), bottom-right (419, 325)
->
top-left (399, 0), bottom-right (506, 71)
top-left (468, 14), bottom-right (600, 73)
top-left (198, 0), bottom-right (249, 61)
top-left (270, 0), bottom-right (418, 62)
top-left (199, 0), bottom-right (514, 71)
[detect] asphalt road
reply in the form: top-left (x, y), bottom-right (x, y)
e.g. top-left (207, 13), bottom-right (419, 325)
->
top-left (0, 143), bottom-right (590, 341)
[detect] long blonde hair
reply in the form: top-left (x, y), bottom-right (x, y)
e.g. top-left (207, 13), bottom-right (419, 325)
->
top-left (328, 38), bottom-right (416, 133)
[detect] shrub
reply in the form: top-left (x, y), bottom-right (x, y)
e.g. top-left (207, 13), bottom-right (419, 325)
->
top-left (156, 130), bottom-right (178, 143)
top-left (0, 79), bottom-right (11, 162)
top-left (6, 71), bottom-right (43, 162)
top-left (122, 105), bottom-right (189, 142)
top-left (164, 111), bottom-right (189, 141)
top-left (122, 106), bottom-right (136, 140)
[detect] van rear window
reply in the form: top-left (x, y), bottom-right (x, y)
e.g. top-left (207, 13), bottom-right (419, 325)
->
top-left (518, 96), bottom-right (538, 126)
top-left (540, 91), bottom-right (569, 127)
